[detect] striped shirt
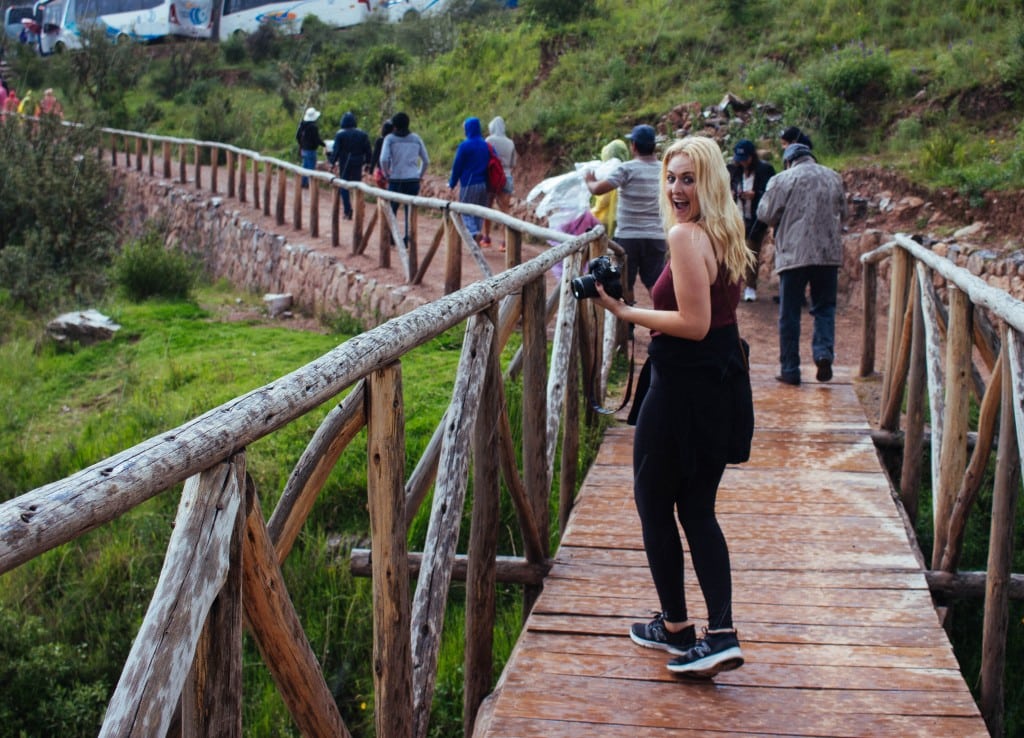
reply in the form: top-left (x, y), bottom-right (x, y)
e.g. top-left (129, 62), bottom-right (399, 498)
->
top-left (604, 158), bottom-right (663, 239)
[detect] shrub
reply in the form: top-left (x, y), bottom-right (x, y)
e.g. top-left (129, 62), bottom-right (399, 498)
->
top-left (221, 33), bottom-right (248, 64)
top-left (245, 24), bottom-right (283, 64)
top-left (522, 0), bottom-right (595, 25)
top-left (0, 119), bottom-right (118, 311)
top-left (113, 228), bottom-right (198, 302)
top-left (362, 44), bottom-right (412, 85)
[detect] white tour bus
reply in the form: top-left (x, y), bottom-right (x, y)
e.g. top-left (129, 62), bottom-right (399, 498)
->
top-left (217, 0), bottom-right (371, 38)
top-left (36, 0), bottom-right (213, 52)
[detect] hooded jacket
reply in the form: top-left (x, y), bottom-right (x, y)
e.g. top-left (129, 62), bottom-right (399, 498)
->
top-left (330, 112), bottom-right (372, 180)
top-left (756, 153), bottom-right (846, 273)
top-left (448, 117), bottom-right (490, 189)
top-left (485, 116), bottom-right (516, 172)
top-left (380, 116), bottom-right (429, 181)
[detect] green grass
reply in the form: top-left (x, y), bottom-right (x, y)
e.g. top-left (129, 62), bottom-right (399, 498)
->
top-left (0, 282), bottom-right (609, 737)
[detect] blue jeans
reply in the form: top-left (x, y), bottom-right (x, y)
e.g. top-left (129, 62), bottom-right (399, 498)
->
top-left (300, 149), bottom-right (317, 186)
top-left (778, 265), bottom-right (837, 381)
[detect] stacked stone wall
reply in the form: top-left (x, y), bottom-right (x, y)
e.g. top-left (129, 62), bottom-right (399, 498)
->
top-left (114, 170), bottom-right (427, 327)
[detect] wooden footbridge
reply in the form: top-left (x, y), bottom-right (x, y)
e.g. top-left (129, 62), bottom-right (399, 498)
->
top-left (1, 125), bottom-right (1021, 737)
top-left (474, 364), bottom-right (990, 737)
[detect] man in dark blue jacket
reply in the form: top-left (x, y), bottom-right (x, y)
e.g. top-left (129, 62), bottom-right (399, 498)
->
top-left (330, 112), bottom-right (372, 220)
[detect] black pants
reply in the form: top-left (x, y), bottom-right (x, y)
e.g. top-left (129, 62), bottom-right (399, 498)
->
top-left (632, 364), bottom-right (734, 630)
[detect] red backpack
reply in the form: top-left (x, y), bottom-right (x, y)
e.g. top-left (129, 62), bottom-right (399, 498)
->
top-left (486, 144), bottom-right (506, 193)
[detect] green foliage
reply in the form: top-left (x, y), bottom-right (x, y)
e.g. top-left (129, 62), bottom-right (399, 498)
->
top-left (522, 0), bottom-right (595, 25)
top-left (0, 119), bottom-right (118, 311)
top-left (112, 226), bottom-right (199, 302)
top-left (361, 43), bottom-right (412, 85)
top-left (150, 40), bottom-right (221, 100)
top-left (49, 26), bottom-right (147, 127)
top-left (245, 24), bottom-right (285, 63)
top-left (0, 606), bottom-right (109, 737)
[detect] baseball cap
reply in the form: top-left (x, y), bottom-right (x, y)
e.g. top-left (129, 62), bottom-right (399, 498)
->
top-left (783, 143), bottom-right (814, 163)
top-left (733, 139), bottom-right (756, 162)
top-left (625, 124), bottom-right (656, 149)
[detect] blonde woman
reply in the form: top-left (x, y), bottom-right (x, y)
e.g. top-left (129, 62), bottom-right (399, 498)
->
top-left (594, 136), bottom-right (754, 677)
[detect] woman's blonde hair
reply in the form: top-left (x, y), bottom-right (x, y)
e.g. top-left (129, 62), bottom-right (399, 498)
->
top-left (659, 136), bottom-right (753, 284)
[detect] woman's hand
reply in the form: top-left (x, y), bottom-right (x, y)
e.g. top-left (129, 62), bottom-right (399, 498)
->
top-left (593, 282), bottom-right (624, 318)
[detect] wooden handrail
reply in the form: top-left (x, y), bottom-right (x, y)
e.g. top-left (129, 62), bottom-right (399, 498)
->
top-left (858, 232), bottom-right (1024, 733)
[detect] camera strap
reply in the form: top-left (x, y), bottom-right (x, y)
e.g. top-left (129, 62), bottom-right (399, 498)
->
top-left (588, 331), bottom-right (636, 416)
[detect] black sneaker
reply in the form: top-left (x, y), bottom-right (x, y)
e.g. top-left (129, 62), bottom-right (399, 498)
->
top-left (815, 358), bottom-right (833, 382)
top-left (666, 628), bottom-right (744, 677)
top-left (629, 613), bottom-right (695, 656)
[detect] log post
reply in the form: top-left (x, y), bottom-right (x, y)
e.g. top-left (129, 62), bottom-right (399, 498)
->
top-left (99, 460), bottom-right (244, 738)
top-left (979, 330), bottom-right (1021, 736)
top-left (332, 187), bottom-right (341, 248)
top-left (900, 285), bottom-right (926, 523)
top-left (521, 275), bottom-right (549, 616)
top-left (559, 325), bottom-right (581, 535)
top-left (366, 363), bottom-right (413, 738)
top-left (309, 179), bottom-right (319, 238)
top-left (444, 213), bottom-right (461, 295)
top-left (147, 138), bottom-right (154, 177)
top-left (179, 143), bottom-right (187, 185)
top-left (275, 167), bottom-right (286, 225)
top-left (240, 479), bottom-right (349, 738)
top-left (181, 454), bottom-right (246, 738)
top-left (237, 153), bottom-right (246, 204)
top-left (163, 140), bottom-right (171, 179)
top-left (464, 305), bottom-right (501, 737)
top-left (931, 285), bottom-right (972, 570)
top-left (410, 316), bottom-right (493, 738)
top-left (353, 189), bottom-right (365, 251)
top-left (880, 247), bottom-right (910, 421)
top-left (406, 205), bottom-right (418, 279)
top-left (263, 161), bottom-right (271, 217)
top-left (210, 148), bottom-right (219, 194)
top-left (135, 136), bottom-right (142, 171)
top-left (194, 144), bottom-right (202, 190)
top-left (226, 150), bottom-right (236, 199)
top-left (292, 172), bottom-right (302, 231)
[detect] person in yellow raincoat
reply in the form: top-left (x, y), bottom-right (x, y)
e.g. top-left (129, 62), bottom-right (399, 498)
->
top-left (589, 138), bottom-right (629, 235)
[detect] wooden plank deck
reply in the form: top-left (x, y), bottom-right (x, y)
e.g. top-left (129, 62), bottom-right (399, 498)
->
top-left (474, 363), bottom-right (989, 737)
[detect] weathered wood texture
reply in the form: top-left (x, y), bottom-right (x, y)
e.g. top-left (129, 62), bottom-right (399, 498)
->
top-left (473, 364), bottom-right (989, 738)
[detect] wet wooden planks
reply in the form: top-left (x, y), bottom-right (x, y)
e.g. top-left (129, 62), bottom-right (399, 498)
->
top-left (474, 363), bottom-right (988, 737)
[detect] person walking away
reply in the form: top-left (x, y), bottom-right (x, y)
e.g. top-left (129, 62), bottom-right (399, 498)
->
top-left (730, 139), bottom-right (775, 302)
top-left (589, 138), bottom-right (629, 237)
top-left (370, 118), bottom-right (394, 187)
top-left (448, 116), bottom-right (491, 245)
top-left (296, 107), bottom-right (325, 188)
top-left (779, 125), bottom-right (813, 152)
top-left (593, 136), bottom-right (754, 677)
top-left (756, 143), bottom-right (847, 386)
top-left (584, 124), bottom-right (666, 302)
top-left (35, 88), bottom-right (63, 118)
top-left (482, 115), bottom-right (517, 250)
top-left (330, 111), bottom-right (372, 220)
top-left (379, 111), bottom-right (429, 245)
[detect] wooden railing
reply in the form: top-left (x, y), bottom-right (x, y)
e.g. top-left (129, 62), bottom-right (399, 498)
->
top-left (99, 126), bottom-right (541, 295)
top-left (0, 126), bottom-right (629, 737)
top-left (860, 233), bottom-right (1024, 736)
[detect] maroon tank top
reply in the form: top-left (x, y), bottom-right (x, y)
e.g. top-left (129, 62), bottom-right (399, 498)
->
top-left (649, 260), bottom-right (739, 336)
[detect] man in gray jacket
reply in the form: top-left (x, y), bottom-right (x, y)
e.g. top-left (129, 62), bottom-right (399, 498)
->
top-left (756, 143), bottom-right (846, 386)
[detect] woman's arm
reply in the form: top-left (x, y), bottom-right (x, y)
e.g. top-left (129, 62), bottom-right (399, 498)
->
top-left (595, 222), bottom-right (715, 340)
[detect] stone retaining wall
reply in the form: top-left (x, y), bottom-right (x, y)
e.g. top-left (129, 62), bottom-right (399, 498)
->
top-left (115, 170), bottom-right (428, 327)
top-left (116, 169), bottom-right (1023, 320)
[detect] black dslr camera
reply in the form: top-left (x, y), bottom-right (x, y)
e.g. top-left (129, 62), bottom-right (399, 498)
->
top-left (570, 256), bottom-right (623, 300)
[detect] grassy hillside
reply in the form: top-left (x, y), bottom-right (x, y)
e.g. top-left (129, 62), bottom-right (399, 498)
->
top-left (6, 0), bottom-right (1023, 197)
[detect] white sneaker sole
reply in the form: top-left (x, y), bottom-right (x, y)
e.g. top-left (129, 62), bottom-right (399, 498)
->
top-left (666, 646), bottom-right (744, 677)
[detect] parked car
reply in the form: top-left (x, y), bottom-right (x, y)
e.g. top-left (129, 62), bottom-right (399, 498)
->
top-left (4, 4), bottom-right (38, 44)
